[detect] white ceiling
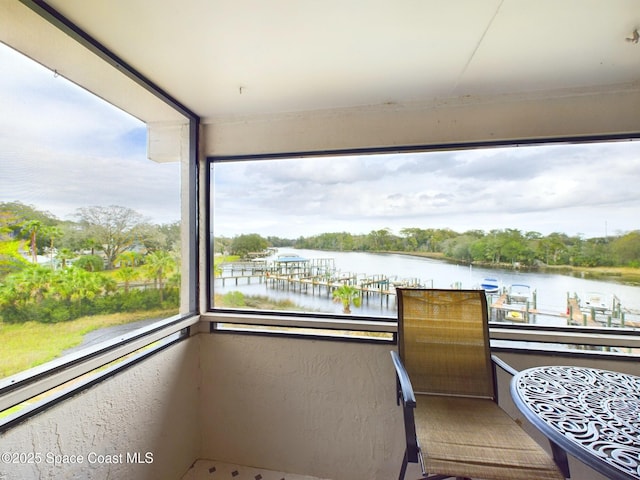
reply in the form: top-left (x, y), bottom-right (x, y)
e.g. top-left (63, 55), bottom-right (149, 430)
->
top-left (38, 0), bottom-right (640, 123)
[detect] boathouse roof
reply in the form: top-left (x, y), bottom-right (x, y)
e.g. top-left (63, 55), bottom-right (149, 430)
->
top-left (276, 255), bottom-right (309, 263)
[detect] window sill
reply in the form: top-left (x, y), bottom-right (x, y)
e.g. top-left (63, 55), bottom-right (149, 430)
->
top-left (0, 314), bottom-right (200, 431)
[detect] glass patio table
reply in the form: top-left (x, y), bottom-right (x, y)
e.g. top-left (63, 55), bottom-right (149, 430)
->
top-left (511, 365), bottom-right (640, 480)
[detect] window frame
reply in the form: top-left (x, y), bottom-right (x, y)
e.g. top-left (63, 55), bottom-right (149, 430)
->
top-left (0, 1), bottom-right (201, 432)
top-left (207, 136), bottom-right (640, 355)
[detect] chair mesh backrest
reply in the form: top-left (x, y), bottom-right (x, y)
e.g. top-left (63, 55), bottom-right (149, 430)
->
top-left (397, 288), bottom-right (495, 399)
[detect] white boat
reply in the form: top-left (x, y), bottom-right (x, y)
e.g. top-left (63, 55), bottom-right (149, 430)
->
top-left (480, 278), bottom-right (500, 294)
top-left (582, 292), bottom-right (611, 313)
top-left (508, 284), bottom-right (532, 303)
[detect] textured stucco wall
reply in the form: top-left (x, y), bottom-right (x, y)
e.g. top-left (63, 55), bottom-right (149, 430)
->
top-left (0, 337), bottom-right (200, 480)
top-left (2, 332), bottom-right (632, 480)
top-left (199, 333), bottom-right (404, 480)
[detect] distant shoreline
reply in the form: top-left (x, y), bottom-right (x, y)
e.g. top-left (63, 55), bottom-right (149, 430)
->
top-left (384, 250), bottom-right (640, 286)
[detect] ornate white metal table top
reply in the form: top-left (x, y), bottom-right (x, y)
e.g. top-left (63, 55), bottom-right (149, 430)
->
top-left (512, 365), bottom-right (640, 480)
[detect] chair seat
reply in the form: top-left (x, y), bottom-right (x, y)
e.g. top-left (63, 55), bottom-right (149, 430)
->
top-left (415, 395), bottom-right (565, 480)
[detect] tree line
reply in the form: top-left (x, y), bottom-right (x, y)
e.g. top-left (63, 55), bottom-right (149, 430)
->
top-left (0, 202), bottom-right (180, 323)
top-left (217, 227), bottom-right (640, 268)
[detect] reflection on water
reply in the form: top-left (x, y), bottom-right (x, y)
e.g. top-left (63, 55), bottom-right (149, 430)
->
top-left (214, 248), bottom-right (640, 326)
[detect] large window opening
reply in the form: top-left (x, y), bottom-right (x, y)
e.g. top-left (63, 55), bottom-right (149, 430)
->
top-left (210, 140), bottom-right (640, 348)
top-left (0, 43), bottom-right (182, 381)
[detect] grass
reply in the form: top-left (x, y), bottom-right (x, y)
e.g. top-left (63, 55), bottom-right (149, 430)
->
top-left (214, 291), bottom-right (393, 340)
top-left (214, 292), bottom-right (306, 311)
top-left (540, 265), bottom-right (640, 285)
top-left (0, 308), bottom-right (176, 379)
top-left (2, 287), bottom-right (292, 380)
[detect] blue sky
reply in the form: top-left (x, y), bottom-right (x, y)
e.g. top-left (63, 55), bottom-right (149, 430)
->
top-left (0, 42), bottom-right (181, 225)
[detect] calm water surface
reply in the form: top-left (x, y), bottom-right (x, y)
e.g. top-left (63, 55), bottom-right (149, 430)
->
top-left (215, 248), bottom-right (640, 324)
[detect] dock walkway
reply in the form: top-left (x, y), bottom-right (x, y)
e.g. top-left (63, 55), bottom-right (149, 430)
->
top-left (215, 260), bottom-right (640, 329)
top-left (491, 293), bottom-right (538, 322)
top-left (567, 296), bottom-right (639, 328)
top-left (566, 297), bottom-right (598, 326)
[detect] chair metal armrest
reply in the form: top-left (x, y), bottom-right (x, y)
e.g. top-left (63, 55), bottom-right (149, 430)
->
top-left (390, 350), bottom-right (421, 468)
top-left (391, 350), bottom-right (416, 407)
top-left (491, 354), bottom-right (518, 377)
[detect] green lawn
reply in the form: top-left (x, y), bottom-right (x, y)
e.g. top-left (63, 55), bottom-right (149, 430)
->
top-left (0, 308), bottom-right (176, 379)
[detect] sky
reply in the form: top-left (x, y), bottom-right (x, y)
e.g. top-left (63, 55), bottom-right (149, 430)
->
top-left (1, 42), bottom-right (639, 239)
top-left (213, 142), bottom-right (640, 239)
top-left (0, 42), bottom-right (181, 225)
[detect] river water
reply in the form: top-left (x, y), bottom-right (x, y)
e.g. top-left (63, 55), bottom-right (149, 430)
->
top-left (215, 248), bottom-right (640, 325)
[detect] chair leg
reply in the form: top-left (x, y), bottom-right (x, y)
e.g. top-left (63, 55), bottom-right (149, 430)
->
top-left (550, 440), bottom-right (570, 479)
top-left (398, 449), bottom-right (409, 480)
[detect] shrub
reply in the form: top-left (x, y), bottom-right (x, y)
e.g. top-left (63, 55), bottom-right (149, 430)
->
top-left (222, 291), bottom-right (246, 307)
top-left (74, 255), bottom-right (104, 272)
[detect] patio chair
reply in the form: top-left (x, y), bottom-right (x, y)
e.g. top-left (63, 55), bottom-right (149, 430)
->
top-left (392, 288), bottom-right (569, 480)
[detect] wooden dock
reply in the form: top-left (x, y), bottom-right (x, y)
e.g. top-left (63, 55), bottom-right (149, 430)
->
top-left (490, 294), bottom-right (538, 322)
top-left (215, 259), bottom-right (426, 308)
top-left (265, 272), bottom-right (398, 307)
top-left (566, 296), bottom-right (639, 328)
top-left (566, 297), bottom-right (598, 326)
top-left (215, 260), bottom-right (640, 329)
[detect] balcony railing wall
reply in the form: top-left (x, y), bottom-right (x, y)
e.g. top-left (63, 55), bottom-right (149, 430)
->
top-left (0, 337), bottom-right (200, 480)
top-left (2, 324), bottom-right (638, 479)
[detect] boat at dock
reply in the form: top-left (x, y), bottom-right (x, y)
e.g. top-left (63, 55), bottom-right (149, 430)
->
top-left (480, 278), bottom-right (500, 293)
top-left (581, 291), bottom-right (613, 314)
top-left (507, 284), bottom-right (532, 303)
top-left (504, 310), bottom-right (526, 322)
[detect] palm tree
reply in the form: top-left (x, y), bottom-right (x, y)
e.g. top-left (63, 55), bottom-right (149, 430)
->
top-left (144, 250), bottom-right (176, 303)
top-left (55, 266), bottom-right (114, 317)
top-left (21, 220), bottom-right (42, 264)
top-left (116, 266), bottom-right (138, 293)
top-left (0, 266), bottom-right (51, 308)
top-left (84, 237), bottom-right (100, 256)
top-left (17, 265), bottom-right (52, 304)
top-left (56, 248), bottom-right (75, 269)
top-left (114, 251), bottom-right (143, 292)
top-left (332, 284), bottom-right (362, 314)
top-left (43, 225), bottom-right (62, 269)
top-left (116, 251), bottom-right (142, 268)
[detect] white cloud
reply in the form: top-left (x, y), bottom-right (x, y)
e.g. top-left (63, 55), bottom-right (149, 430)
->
top-left (212, 141), bottom-right (640, 238)
top-left (0, 42), bottom-right (180, 224)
